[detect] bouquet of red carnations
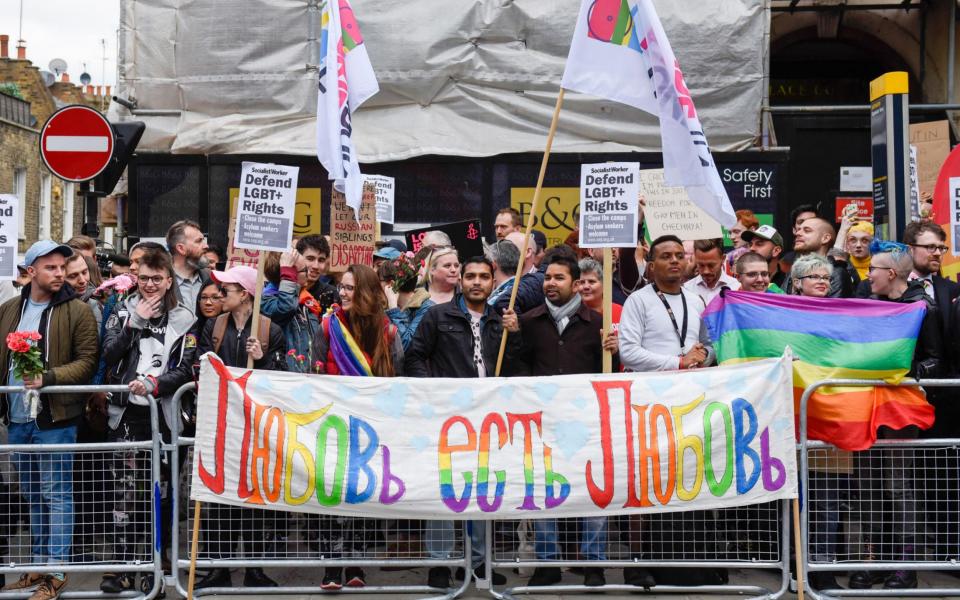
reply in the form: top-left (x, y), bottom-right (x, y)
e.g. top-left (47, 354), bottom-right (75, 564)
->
top-left (7, 331), bottom-right (43, 418)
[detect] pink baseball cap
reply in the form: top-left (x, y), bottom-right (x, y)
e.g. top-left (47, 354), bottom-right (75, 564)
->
top-left (211, 266), bottom-right (258, 296)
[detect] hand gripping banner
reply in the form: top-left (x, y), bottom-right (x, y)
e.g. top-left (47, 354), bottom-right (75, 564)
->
top-left (191, 353), bottom-right (797, 519)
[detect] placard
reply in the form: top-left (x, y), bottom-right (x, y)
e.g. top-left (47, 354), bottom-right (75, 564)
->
top-left (834, 197), bottom-right (874, 222)
top-left (909, 145), bottom-right (920, 221)
top-left (0, 194), bottom-right (19, 280)
top-left (640, 168), bottom-right (723, 241)
top-left (233, 162), bottom-right (300, 251)
top-left (910, 120), bottom-right (952, 197)
top-left (329, 183), bottom-right (377, 272)
top-left (578, 162), bottom-right (640, 248)
top-left (364, 174), bottom-right (395, 225)
top-left (839, 166), bottom-right (872, 193)
top-left (405, 220), bottom-right (483, 261)
top-left (951, 177), bottom-right (960, 258)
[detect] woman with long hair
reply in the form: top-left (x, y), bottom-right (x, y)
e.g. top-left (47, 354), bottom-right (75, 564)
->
top-left (424, 246), bottom-right (460, 305)
top-left (311, 264), bottom-right (403, 589)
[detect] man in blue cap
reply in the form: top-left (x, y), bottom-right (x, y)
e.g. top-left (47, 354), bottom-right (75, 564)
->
top-left (0, 240), bottom-right (99, 600)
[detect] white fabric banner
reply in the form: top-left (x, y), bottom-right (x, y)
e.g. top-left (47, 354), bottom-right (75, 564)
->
top-left (562, 0), bottom-right (737, 227)
top-left (316, 0), bottom-right (379, 217)
top-left (191, 353), bottom-right (797, 519)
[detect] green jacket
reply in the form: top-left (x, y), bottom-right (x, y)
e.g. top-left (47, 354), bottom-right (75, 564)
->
top-left (0, 283), bottom-right (99, 428)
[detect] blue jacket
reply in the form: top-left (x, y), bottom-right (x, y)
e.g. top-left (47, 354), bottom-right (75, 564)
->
top-left (260, 273), bottom-right (320, 373)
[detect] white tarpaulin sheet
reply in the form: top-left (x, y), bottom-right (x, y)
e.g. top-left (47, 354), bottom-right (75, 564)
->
top-left (115, 0), bottom-right (764, 159)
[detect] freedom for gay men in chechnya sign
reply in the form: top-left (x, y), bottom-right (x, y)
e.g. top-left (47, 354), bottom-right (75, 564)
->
top-left (191, 353), bottom-right (797, 519)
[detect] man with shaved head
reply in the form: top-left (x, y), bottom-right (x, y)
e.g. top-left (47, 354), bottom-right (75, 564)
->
top-left (784, 217), bottom-right (858, 298)
top-left (786, 217), bottom-right (855, 297)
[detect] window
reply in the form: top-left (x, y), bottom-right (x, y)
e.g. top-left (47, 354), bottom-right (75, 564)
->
top-left (62, 181), bottom-right (75, 240)
top-left (13, 168), bottom-right (26, 238)
top-left (39, 174), bottom-right (52, 240)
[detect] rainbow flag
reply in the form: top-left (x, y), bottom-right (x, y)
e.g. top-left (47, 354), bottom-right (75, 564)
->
top-left (703, 291), bottom-right (933, 451)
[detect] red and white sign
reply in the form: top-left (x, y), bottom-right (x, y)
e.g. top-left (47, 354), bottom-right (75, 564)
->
top-left (835, 197), bottom-right (874, 221)
top-left (39, 105), bottom-right (114, 182)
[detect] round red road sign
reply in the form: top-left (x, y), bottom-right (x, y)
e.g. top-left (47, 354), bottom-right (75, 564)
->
top-left (39, 104), bottom-right (115, 182)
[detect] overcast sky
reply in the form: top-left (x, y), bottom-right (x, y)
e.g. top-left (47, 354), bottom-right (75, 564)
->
top-left (1, 0), bottom-right (120, 87)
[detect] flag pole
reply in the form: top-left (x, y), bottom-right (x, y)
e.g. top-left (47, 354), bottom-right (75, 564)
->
top-left (793, 499), bottom-right (805, 598)
top-left (602, 247), bottom-right (613, 374)
top-left (494, 88), bottom-right (566, 376)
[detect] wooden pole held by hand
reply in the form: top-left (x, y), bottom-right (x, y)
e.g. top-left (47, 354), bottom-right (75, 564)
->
top-left (494, 88), bottom-right (566, 376)
top-left (602, 247), bottom-right (613, 374)
top-left (247, 253), bottom-right (266, 370)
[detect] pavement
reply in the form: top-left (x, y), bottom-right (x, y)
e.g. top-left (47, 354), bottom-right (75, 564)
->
top-left (5, 565), bottom-right (959, 599)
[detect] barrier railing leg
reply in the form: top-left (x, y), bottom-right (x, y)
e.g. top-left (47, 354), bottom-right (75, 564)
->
top-left (186, 500), bottom-right (202, 600)
top-left (793, 498), bottom-right (805, 599)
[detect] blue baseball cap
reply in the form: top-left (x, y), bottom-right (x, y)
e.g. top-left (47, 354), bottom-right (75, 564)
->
top-left (22, 240), bottom-right (73, 268)
top-left (373, 247), bottom-right (402, 260)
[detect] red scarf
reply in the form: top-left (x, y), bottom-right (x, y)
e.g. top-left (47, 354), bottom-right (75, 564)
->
top-left (299, 288), bottom-right (321, 317)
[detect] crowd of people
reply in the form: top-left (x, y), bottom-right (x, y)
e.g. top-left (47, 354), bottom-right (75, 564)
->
top-left (0, 202), bottom-right (957, 598)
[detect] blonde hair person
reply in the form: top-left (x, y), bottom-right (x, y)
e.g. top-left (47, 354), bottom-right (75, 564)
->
top-left (790, 253), bottom-right (833, 297)
top-left (422, 246), bottom-right (460, 305)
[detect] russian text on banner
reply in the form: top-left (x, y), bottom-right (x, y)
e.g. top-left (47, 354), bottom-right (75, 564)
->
top-left (316, 0), bottom-right (378, 217)
top-left (703, 291), bottom-right (933, 451)
top-left (561, 0), bottom-right (736, 227)
top-left (191, 352), bottom-right (797, 519)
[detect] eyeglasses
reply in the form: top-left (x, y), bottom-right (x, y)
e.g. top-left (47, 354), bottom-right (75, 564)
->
top-left (738, 271), bottom-right (769, 279)
top-left (200, 294), bottom-right (223, 303)
top-left (910, 243), bottom-right (949, 254)
top-left (867, 265), bottom-right (893, 273)
top-left (139, 275), bottom-right (167, 286)
top-left (337, 283), bottom-right (355, 293)
top-left (800, 274), bottom-right (831, 282)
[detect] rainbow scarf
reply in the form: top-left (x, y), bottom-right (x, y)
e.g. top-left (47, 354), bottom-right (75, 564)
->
top-left (704, 291), bottom-right (933, 451)
top-left (324, 306), bottom-right (373, 376)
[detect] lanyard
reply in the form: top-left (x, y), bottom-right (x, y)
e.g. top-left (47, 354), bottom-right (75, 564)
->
top-left (652, 284), bottom-right (688, 352)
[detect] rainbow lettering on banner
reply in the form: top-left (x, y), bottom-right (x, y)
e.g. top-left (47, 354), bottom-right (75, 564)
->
top-left (197, 357), bottom-right (405, 510)
top-left (191, 354), bottom-right (797, 519)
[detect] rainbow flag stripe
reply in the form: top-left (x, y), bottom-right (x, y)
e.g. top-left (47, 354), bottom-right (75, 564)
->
top-left (704, 291), bottom-right (933, 451)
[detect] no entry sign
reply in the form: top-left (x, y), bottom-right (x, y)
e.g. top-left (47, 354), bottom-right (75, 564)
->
top-left (39, 105), bottom-right (115, 182)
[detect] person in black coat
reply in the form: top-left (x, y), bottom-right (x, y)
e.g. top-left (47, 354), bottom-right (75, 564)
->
top-left (193, 266), bottom-right (286, 590)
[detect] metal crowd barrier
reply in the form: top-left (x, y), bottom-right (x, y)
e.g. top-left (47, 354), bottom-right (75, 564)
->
top-left (485, 505), bottom-right (791, 599)
top-left (168, 382), bottom-right (473, 599)
top-left (799, 378), bottom-right (960, 600)
top-left (0, 384), bottom-right (163, 600)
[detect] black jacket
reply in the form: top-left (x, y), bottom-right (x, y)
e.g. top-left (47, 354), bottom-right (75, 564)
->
top-left (308, 279), bottom-right (341, 315)
top-left (873, 280), bottom-right (943, 379)
top-left (405, 295), bottom-right (521, 377)
top-left (198, 315), bottom-right (287, 371)
top-left (515, 300), bottom-right (615, 376)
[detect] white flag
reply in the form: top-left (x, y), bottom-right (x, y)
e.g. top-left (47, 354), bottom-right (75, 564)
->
top-left (561, 0), bottom-right (736, 228)
top-left (317, 0), bottom-right (379, 218)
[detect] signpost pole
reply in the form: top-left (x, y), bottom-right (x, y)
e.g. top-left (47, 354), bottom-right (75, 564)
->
top-left (494, 88), bottom-right (565, 376)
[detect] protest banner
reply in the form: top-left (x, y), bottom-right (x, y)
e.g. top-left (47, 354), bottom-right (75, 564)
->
top-left (641, 168), bottom-right (723, 241)
top-left (191, 352), bottom-right (797, 519)
top-left (329, 183), bottom-right (377, 272)
top-left (0, 194), bottom-right (19, 280)
top-left (511, 187), bottom-right (580, 248)
top-left (225, 187), bottom-right (322, 269)
top-left (405, 219), bottom-right (483, 260)
top-left (578, 163), bottom-right (640, 248)
top-left (910, 120), bottom-right (951, 197)
top-left (233, 162), bottom-right (300, 252)
top-left (363, 174), bottom-right (395, 225)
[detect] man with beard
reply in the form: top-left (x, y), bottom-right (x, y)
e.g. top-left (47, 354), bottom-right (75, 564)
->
top-left (682, 238), bottom-right (740, 305)
top-left (0, 241), bottom-right (99, 599)
top-left (785, 217), bottom-right (854, 297)
top-left (165, 220), bottom-right (210, 313)
top-left (406, 257), bottom-right (517, 589)
top-left (501, 253), bottom-right (617, 588)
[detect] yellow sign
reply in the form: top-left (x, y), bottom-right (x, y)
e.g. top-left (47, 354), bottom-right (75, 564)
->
top-left (510, 187), bottom-right (580, 249)
top-left (229, 187), bottom-right (322, 235)
top-left (869, 71), bottom-right (908, 102)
